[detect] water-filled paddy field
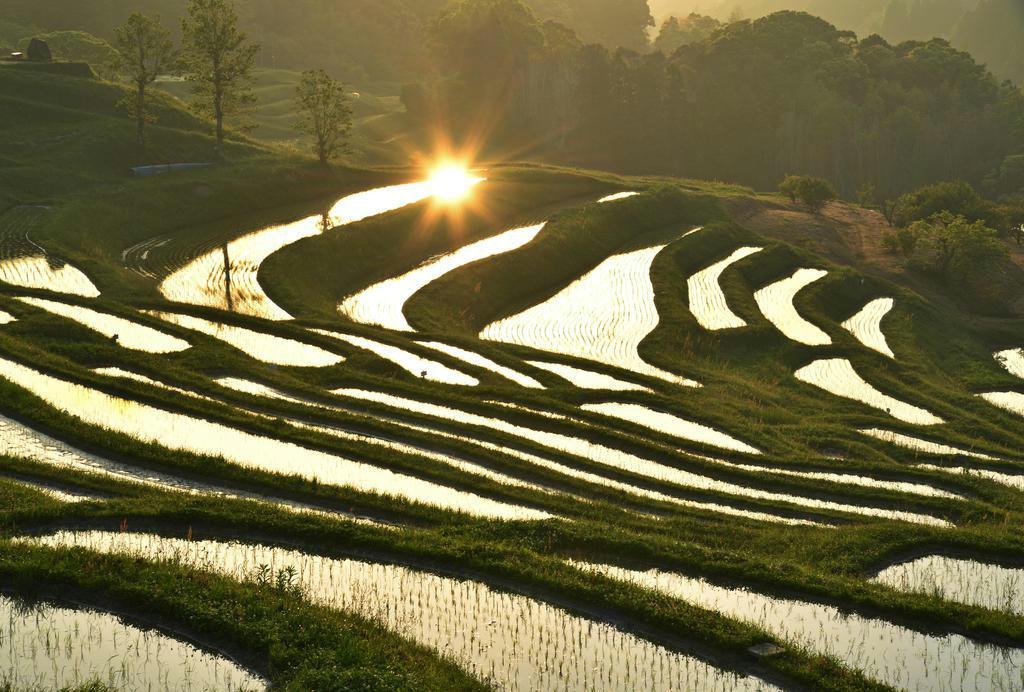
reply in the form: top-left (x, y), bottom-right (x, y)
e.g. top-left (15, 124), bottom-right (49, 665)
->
top-left (2, 168), bottom-right (1023, 691)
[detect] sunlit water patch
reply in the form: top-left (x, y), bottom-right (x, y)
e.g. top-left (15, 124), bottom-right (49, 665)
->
top-left (214, 377), bottom-right (551, 494)
top-left (418, 341), bottom-right (543, 388)
top-left (995, 348), bottom-right (1024, 380)
top-left (575, 561), bottom-right (1024, 692)
top-left (0, 310), bottom-right (14, 325)
top-left (0, 357), bottom-right (546, 521)
top-left (332, 389), bottom-right (949, 526)
top-left (17, 297), bottom-right (190, 354)
top-left (311, 330), bottom-right (476, 385)
top-left (94, 367), bottom-right (216, 403)
top-left (795, 359), bottom-right (944, 425)
top-left (526, 360), bottom-right (651, 391)
top-left (914, 464), bottom-right (1024, 492)
top-left (872, 555), bottom-right (1024, 616)
top-left (147, 312), bottom-right (343, 367)
top-left (860, 428), bottom-right (995, 459)
top-left (340, 223), bottom-right (546, 331)
top-left (2, 476), bottom-right (101, 503)
top-left (481, 235), bottom-right (702, 387)
top-left (0, 256), bottom-right (100, 298)
top-left (581, 402), bottom-right (761, 455)
top-left (980, 391), bottom-right (1024, 418)
top-left (0, 592), bottom-right (265, 691)
top-left (158, 182), bottom-right (437, 320)
top-left (841, 298), bottom-right (895, 358)
top-left (25, 531), bottom-right (779, 692)
top-left (687, 247), bottom-right (764, 330)
top-left (597, 191), bottom-right (640, 202)
top-left (0, 411), bottom-right (381, 524)
top-left (753, 268), bottom-right (831, 346)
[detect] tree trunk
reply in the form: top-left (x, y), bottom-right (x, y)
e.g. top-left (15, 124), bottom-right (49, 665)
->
top-left (136, 83), bottom-right (146, 161)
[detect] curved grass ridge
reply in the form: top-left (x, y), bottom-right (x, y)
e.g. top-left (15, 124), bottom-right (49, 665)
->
top-left (312, 329), bottom-right (478, 386)
top-left (21, 531), bottom-right (780, 692)
top-left (527, 360), bottom-right (650, 391)
top-left (418, 341), bottom-right (544, 388)
top-left (979, 392), bottom-right (1024, 418)
top-left (860, 428), bottom-right (996, 460)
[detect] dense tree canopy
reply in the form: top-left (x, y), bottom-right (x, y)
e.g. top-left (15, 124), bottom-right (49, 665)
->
top-left (953, 0), bottom-right (1024, 85)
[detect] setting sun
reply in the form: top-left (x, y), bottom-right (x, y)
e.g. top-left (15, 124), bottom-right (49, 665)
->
top-left (427, 164), bottom-right (484, 202)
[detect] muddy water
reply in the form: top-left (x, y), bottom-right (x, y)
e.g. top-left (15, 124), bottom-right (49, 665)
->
top-left (688, 247), bottom-right (764, 330)
top-left (754, 268), bottom-right (831, 346)
top-left (795, 359), bottom-right (944, 425)
top-left (995, 349), bottom-right (1024, 380)
top-left (418, 341), bottom-right (544, 388)
top-left (841, 298), bottom-right (895, 358)
top-left (872, 555), bottom-right (1023, 616)
top-left (17, 297), bottom-right (191, 354)
top-left (0, 357), bottom-right (548, 521)
top-left (147, 312), bottom-right (343, 368)
top-left (158, 182), bottom-right (438, 320)
top-left (0, 592), bottom-right (266, 691)
top-left (310, 330), bottom-right (477, 385)
top-left (527, 360), bottom-right (650, 391)
top-left (581, 402), bottom-right (761, 455)
top-left (576, 561), bottom-right (1024, 692)
top-left (340, 224), bottom-right (546, 331)
top-left (860, 428), bottom-right (995, 460)
top-left (332, 389), bottom-right (951, 526)
top-left (480, 236), bottom-right (702, 387)
top-left (24, 531), bottom-right (779, 692)
top-left (979, 391), bottom-right (1024, 418)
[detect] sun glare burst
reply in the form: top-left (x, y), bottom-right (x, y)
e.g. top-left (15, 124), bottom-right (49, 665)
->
top-left (427, 164), bottom-right (483, 202)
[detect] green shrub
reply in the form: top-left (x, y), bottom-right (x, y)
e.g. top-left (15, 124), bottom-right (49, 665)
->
top-left (778, 175), bottom-right (837, 213)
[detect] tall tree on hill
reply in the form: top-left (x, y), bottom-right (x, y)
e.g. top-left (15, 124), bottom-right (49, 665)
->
top-left (113, 13), bottom-right (177, 159)
top-left (294, 69), bottom-right (353, 166)
top-left (181, 0), bottom-right (259, 157)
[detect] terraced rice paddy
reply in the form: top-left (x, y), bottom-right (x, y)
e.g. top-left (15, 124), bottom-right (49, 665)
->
top-left (332, 388), bottom-right (951, 526)
top-left (147, 311), bottom-right (343, 367)
top-left (340, 224), bottom-right (546, 331)
top-left (0, 356), bottom-right (546, 520)
top-left (841, 297), bottom-right (895, 358)
top-left (157, 182), bottom-right (438, 320)
top-left (580, 402), bottom-right (761, 455)
top-left (575, 562), bottom-right (1024, 691)
top-left (0, 257), bottom-right (100, 298)
top-left (980, 391), bottom-right (1024, 418)
top-left (17, 297), bottom-right (191, 353)
top-left (753, 268), bottom-right (831, 346)
top-left (526, 360), bottom-right (650, 391)
top-left (0, 592), bottom-right (266, 691)
top-left (995, 348), bottom-right (1024, 379)
top-left (860, 428), bottom-right (996, 459)
top-left (312, 329), bottom-right (478, 385)
top-left (872, 555), bottom-right (1023, 616)
top-left (481, 238), bottom-right (701, 387)
top-left (24, 531), bottom-right (778, 692)
top-left (4, 166), bottom-right (1024, 690)
top-left (418, 341), bottom-right (544, 388)
top-left (687, 246), bottom-right (763, 330)
top-left (795, 359), bottom-right (944, 425)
